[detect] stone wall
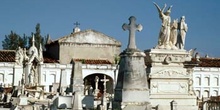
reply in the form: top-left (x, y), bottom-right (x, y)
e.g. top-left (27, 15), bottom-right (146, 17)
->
top-left (59, 43), bottom-right (120, 64)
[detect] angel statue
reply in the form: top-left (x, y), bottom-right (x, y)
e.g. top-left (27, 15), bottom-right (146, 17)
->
top-left (153, 2), bottom-right (172, 49)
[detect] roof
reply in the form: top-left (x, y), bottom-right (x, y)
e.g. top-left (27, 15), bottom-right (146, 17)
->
top-left (185, 58), bottom-right (220, 67)
top-left (47, 29), bottom-right (121, 46)
top-left (198, 58), bottom-right (220, 67)
top-left (0, 50), bottom-right (59, 63)
top-left (0, 50), bottom-right (112, 64)
top-left (73, 59), bottom-right (112, 64)
top-left (1, 50), bottom-right (219, 66)
top-left (0, 50), bottom-right (16, 62)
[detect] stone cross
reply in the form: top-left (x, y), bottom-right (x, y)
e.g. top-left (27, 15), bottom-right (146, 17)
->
top-left (122, 16), bottom-right (143, 49)
top-left (100, 75), bottom-right (109, 110)
top-left (100, 75), bottom-right (109, 94)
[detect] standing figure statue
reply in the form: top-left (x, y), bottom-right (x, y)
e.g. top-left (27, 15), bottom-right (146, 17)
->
top-left (177, 16), bottom-right (188, 49)
top-left (15, 47), bottom-right (24, 65)
top-left (170, 19), bottom-right (178, 49)
top-left (154, 2), bottom-right (172, 49)
top-left (29, 72), bottom-right (34, 85)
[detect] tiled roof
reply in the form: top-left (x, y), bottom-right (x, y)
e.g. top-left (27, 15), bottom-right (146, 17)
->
top-left (185, 58), bottom-right (220, 67)
top-left (198, 58), bottom-right (220, 67)
top-left (73, 59), bottom-right (112, 64)
top-left (0, 50), bottom-right (59, 63)
top-left (0, 50), bottom-right (16, 62)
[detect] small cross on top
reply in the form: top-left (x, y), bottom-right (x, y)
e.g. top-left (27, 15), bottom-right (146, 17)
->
top-left (74, 22), bottom-right (80, 27)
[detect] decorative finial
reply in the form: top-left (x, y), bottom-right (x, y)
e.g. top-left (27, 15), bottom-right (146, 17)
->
top-left (32, 34), bottom-right (35, 46)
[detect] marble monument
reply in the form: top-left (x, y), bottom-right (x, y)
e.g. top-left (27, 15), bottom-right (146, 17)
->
top-left (144, 2), bottom-right (198, 110)
top-left (114, 16), bottom-right (151, 110)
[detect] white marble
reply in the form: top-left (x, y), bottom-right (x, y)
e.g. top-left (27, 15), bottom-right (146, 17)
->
top-left (145, 48), bottom-right (198, 109)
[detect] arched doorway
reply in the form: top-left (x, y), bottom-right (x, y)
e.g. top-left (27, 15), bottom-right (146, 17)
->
top-left (84, 73), bottom-right (113, 96)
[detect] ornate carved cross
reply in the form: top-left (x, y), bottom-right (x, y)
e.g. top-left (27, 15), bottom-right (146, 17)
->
top-left (122, 16), bottom-right (143, 49)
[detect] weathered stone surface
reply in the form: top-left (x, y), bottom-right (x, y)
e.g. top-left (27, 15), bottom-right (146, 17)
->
top-left (46, 29), bottom-right (121, 64)
top-left (145, 49), bottom-right (198, 109)
top-left (114, 49), bottom-right (151, 109)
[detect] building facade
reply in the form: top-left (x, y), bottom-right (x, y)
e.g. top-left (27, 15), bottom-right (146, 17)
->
top-left (193, 58), bottom-right (220, 99)
top-left (0, 26), bottom-right (121, 93)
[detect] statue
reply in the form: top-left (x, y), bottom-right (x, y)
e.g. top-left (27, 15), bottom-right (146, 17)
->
top-left (177, 16), bottom-right (188, 49)
top-left (23, 48), bottom-right (29, 63)
top-left (94, 76), bottom-right (100, 97)
top-left (15, 47), bottom-right (24, 65)
top-left (29, 72), bottom-right (34, 85)
top-left (170, 19), bottom-right (178, 49)
top-left (154, 2), bottom-right (172, 49)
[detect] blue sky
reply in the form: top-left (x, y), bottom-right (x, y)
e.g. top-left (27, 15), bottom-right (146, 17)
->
top-left (0, 0), bottom-right (220, 57)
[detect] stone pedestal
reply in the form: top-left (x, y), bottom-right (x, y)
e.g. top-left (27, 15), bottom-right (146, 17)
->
top-left (145, 49), bottom-right (198, 110)
top-left (114, 49), bottom-right (151, 110)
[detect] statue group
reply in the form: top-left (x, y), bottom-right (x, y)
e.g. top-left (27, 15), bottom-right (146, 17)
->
top-left (154, 2), bottom-right (188, 50)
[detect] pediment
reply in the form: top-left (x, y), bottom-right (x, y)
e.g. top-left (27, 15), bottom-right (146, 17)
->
top-left (58, 29), bottom-right (121, 46)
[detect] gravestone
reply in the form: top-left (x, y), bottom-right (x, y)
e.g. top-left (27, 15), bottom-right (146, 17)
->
top-left (72, 61), bottom-right (84, 110)
top-left (100, 75), bottom-right (109, 110)
top-left (113, 16), bottom-right (151, 110)
top-left (59, 69), bottom-right (68, 95)
top-left (145, 49), bottom-right (198, 110)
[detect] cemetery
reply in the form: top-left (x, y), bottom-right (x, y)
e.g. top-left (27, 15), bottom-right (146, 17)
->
top-left (0, 2), bottom-right (220, 110)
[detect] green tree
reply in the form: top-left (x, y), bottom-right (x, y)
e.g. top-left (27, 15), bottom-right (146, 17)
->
top-left (2, 31), bottom-right (28, 50)
top-left (29, 23), bottom-right (45, 50)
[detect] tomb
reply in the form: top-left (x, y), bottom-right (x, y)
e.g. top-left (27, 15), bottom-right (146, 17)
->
top-left (144, 2), bottom-right (198, 110)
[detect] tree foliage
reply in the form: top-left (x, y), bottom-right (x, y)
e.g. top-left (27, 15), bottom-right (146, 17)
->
top-left (29, 23), bottom-right (45, 50)
top-left (2, 31), bottom-right (28, 50)
top-left (2, 23), bottom-right (45, 50)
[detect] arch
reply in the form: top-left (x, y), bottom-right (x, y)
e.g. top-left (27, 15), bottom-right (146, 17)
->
top-left (50, 74), bottom-right (56, 83)
top-left (204, 77), bottom-right (210, 86)
top-left (83, 72), bottom-right (114, 80)
top-left (195, 90), bottom-right (200, 98)
top-left (204, 90), bottom-right (209, 98)
top-left (213, 77), bottom-right (218, 86)
top-left (195, 77), bottom-right (201, 86)
top-left (83, 73), bottom-right (114, 95)
top-left (7, 73), bottom-right (13, 86)
top-left (213, 90), bottom-right (218, 96)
